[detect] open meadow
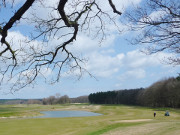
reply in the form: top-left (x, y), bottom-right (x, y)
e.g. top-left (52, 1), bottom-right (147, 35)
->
top-left (0, 104), bottom-right (179, 135)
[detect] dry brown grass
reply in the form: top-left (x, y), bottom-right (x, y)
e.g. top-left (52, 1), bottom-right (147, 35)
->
top-left (103, 122), bottom-right (180, 135)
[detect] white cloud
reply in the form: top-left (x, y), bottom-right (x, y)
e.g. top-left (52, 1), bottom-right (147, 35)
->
top-left (69, 34), bottom-right (116, 54)
top-left (125, 50), bottom-right (157, 68)
top-left (124, 50), bottom-right (175, 68)
top-left (60, 47), bottom-right (177, 79)
top-left (118, 68), bottom-right (146, 83)
top-left (126, 68), bottom-right (146, 79)
top-left (115, 83), bottom-right (122, 88)
top-left (39, 68), bottom-right (53, 78)
top-left (23, 0), bottom-right (59, 20)
top-left (85, 52), bottom-right (124, 77)
top-left (100, 49), bottom-right (115, 54)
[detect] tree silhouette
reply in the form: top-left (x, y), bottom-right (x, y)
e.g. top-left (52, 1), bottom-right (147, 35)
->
top-left (124, 0), bottom-right (180, 65)
top-left (0, 0), bottom-right (121, 91)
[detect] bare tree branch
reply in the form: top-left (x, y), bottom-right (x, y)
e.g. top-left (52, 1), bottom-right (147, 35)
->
top-left (108, 0), bottom-right (122, 15)
top-left (0, 0), bottom-right (122, 91)
top-left (1, 0), bottom-right (35, 43)
top-left (124, 0), bottom-right (180, 65)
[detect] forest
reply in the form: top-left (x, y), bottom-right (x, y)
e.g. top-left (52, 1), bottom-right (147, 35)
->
top-left (89, 76), bottom-right (180, 108)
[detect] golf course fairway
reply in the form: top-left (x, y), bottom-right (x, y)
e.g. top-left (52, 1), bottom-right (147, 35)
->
top-left (0, 104), bottom-right (179, 135)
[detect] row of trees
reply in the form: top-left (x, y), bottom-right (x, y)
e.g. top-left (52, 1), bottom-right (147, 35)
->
top-left (0, 95), bottom-right (89, 105)
top-left (42, 95), bottom-right (70, 105)
top-left (70, 96), bottom-right (89, 103)
top-left (88, 88), bottom-right (144, 105)
top-left (42, 94), bottom-right (89, 105)
top-left (89, 77), bottom-right (180, 108)
top-left (137, 77), bottom-right (180, 108)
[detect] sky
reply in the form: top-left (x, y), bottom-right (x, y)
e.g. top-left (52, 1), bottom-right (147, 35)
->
top-left (0, 0), bottom-right (179, 99)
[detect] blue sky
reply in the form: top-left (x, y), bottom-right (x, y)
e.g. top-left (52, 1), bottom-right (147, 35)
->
top-left (0, 0), bottom-right (179, 99)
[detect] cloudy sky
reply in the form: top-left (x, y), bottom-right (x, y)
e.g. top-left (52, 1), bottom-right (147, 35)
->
top-left (0, 0), bottom-right (179, 99)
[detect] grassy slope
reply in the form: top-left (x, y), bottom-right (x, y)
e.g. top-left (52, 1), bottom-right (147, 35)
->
top-left (0, 104), bottom-right (179, 135)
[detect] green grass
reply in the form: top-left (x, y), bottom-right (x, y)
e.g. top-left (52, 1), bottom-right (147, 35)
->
top-left (0, 104), bottom-right (179, 135)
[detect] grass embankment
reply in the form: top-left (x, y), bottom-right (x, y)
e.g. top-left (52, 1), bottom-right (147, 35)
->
top-left (0, 104), bottom-right (179, 135)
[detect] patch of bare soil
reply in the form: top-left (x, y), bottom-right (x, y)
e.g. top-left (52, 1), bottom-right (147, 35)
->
top-left (116, 119), bottom-right (152, 123)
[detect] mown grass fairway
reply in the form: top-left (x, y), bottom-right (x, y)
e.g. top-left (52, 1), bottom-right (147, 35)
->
top-left (0, 104), bottom-right (179, 135)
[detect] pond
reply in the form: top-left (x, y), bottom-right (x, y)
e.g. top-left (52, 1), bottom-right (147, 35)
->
top-left (34, 110), bottom-right (102, 118)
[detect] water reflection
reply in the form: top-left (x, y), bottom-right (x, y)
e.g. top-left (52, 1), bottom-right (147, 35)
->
top-left (35, 110), bottom-right (102, 118)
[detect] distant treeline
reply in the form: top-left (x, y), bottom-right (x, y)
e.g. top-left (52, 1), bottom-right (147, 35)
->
top-left (0, 99), bottom-right (42, 105)
top-left (0, 95), bottom-right (89, 105)
top-left (89, 88), bottom-right (144, 105)
top-left (70, 96), bottom-right (89, 103)
top-left (89, 77), bottom-right (180, 108)
top-left (42, 95), bottom-right (89, 105)
top-left (42, 95), bottom-right (70, 105)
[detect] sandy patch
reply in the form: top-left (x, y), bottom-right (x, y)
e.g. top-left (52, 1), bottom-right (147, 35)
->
top-left (0, 116), bottom-right (17, 119)
top-left (116, 119), bottom-right (152, 123)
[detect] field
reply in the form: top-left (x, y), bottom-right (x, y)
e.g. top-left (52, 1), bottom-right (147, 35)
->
top-left (0, 104), bottom-right (180, 135)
